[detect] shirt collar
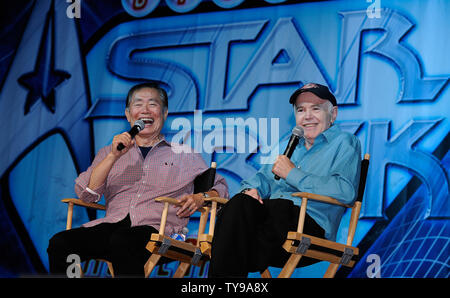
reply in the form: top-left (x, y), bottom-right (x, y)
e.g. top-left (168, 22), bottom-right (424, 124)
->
top-left (133, 134), bottom-right (171, 149)
top-left (158, 135), bottom-right (171, 147)
top-left (297, 124), bottom-right (341, 147)
top-left (321, 124), bottom-right (341, 143)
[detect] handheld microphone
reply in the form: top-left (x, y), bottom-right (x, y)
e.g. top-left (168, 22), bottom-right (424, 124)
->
top-left (274, 126), bottom-right (304, 180)
top-left (117, 120), bottom-right (145, 151)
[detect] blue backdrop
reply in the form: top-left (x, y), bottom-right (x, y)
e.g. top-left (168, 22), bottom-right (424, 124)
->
top-left (0, 0), bottom-right (448, 278)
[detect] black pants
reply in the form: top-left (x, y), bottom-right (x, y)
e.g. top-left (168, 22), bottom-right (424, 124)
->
top-left (47, 214), bottom-right (157, 277)
top-left (208, 194), bottom-right (325, 277)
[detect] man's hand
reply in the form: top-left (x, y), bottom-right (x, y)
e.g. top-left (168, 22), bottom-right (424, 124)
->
top-left (111, 132), bottom-right (134, 157)
top-left (271, 155), bottom-right (296, 180)
top-left (177, 193), bottom-right (204, 218)
top-left (242, 188), bottom-right (263, 204)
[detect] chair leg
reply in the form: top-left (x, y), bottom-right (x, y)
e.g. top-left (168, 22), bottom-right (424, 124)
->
top-left (77, 263), bottom-right (84, 278)
top-left (173, 262), bottom-right (191, 278)
top-left (278, 254), bottom-right (303, 278)
top-left (323, 263), bottom-right (339, 278)
top-left (106, 261), bottom-right (114, 278)
top-left (261, 268), bottom-right (272, 278)
top-left (144, 254), bottom-right (161, 278)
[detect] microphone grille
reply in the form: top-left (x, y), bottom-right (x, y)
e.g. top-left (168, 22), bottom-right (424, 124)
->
top-left (292, 125), bottom-right (304, 137)
top-left (134, 120), bottom-right (145, 131)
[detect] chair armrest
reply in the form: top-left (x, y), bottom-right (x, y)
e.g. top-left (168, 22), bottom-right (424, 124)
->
top-left (61, 198), bottom-right (106, 210)
top-left (61, 198), bottom-right (106, 230)
top-left (204, 197), bottom-right (228, 205)
top-left (155, 197), bottom-right (183, 207)
top-left (154, 196), bottom-right (227, 238)
top-left (155, 196), bottom-right (208, 213)
top-left (155, 196), bottom-right (228, 212)
top-left (292, 192), bottom-right (352, 208)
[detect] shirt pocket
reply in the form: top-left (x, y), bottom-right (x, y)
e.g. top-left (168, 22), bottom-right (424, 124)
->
top-left (147, 162), bottom-right (183, 189)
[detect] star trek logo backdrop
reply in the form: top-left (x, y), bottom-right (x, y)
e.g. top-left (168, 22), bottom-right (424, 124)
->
top-left (0, 0), bottom-right (448, 278)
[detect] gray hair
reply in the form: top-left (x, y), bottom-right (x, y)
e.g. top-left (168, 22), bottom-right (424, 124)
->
top-left (126, 82), bottom-right (168, 111)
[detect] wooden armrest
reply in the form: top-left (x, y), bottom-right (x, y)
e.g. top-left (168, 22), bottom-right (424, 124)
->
top-left (155, 196), bottom-right (228, 206)
top-left (155, 197), bottom-right (183, 206)
top-left (204, 197), bottom-right (228, 205)
top-left (292, 192), bottom-right (352, 208)
top-left (155, 196), bottom-right (207, 213)
top-left (61, 198), bottom-right (106, 210)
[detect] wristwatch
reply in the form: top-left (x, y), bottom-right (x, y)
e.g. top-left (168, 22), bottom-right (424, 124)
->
top-left (201, 192), bottom-right (211, 207)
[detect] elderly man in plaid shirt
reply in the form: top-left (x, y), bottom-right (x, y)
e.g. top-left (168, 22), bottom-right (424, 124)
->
top-left (47, 82), bottom-right (228, 277)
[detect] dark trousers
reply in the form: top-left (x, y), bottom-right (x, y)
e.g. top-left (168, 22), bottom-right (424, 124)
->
top-left (47, 214), bottom-right (157, 277)
top-left (208, 194), bottom-right (325, 277)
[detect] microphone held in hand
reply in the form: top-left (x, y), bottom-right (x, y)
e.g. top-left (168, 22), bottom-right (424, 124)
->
top-left (274, 126), bottom-right (304, 180)
top-left (117, 120), bottom-right (145, 151)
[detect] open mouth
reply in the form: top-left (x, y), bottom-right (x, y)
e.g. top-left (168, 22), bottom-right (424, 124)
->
top-left (140, 118), bottom-right (154, 125)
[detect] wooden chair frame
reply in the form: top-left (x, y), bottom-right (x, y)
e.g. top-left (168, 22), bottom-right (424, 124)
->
top-left (144, 195), bottom-right (227, 278)
top-left (61, 198), bottom-right (115, 277)
top-left (261, 153), bottom-right (370, 278)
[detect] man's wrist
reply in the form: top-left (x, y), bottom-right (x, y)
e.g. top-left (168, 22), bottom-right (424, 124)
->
top-left (106, 151), bottom-right (120, 162)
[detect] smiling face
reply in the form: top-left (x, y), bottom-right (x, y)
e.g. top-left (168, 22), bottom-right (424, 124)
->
top-left (294, 92), bottom-right (337, 148)
top-left (125, 87), bottom-right (168, 140)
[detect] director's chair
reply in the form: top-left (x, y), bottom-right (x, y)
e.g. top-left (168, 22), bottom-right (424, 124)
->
top-left (261, 153), bottom-right (370, 278)
top-left (144, 162), bottom-right (228, 278)
top-left (61, 162), bottom-right (227, 278)
top-left (61, 198), bottom-right (115, 277)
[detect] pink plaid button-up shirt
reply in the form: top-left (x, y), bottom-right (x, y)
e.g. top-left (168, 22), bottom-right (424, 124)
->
top-left (75, 137), bottom-right (229, 235)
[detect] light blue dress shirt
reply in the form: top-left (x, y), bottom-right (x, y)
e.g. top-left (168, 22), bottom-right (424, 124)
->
top-left (240, 124), bottom-right (361, 241)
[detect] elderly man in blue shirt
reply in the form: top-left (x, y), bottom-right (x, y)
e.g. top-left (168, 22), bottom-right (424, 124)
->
top-left (209, 83), bottom-right (361, 278)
